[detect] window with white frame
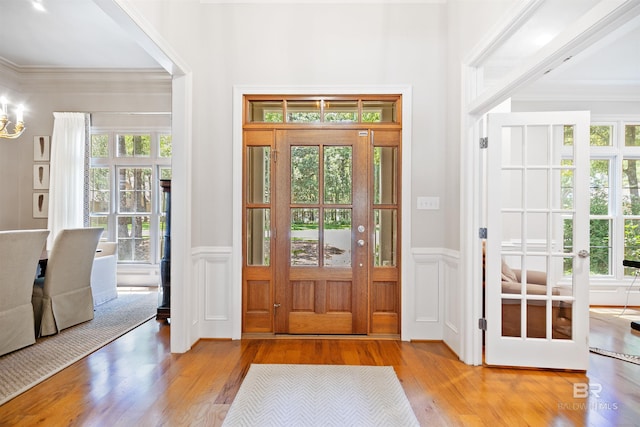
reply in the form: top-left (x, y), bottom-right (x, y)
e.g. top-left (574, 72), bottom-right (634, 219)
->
top-left (587, 120), bottom-right (640, 279)
top-left (89, 131), bottom-right (171, 265)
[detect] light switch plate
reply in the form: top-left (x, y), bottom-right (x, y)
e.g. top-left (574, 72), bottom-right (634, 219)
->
top-left (417, 196), bottom-right (440, 210)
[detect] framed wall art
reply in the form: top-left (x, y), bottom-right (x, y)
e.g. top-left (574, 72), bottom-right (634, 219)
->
top-left (33, 164), bottom-right (50, 189)
top-left (33, 192), bottom-right (49, 218)
top-left (34, 135), bottom-right (50, 161)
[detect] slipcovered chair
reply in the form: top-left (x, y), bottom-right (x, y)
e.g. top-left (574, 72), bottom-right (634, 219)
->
top-left (0, 229), bottom-right (49, 356)
top-left (32, 227), bottom-right (103, 337)
top-left (91, 241), bottom-right (118, 306)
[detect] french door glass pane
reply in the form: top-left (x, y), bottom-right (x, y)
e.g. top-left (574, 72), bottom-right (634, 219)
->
top-left (324, 209), bottom-right (351, 267)
top-left (324, 146), bottom-right (352, 204)
top-left (291, 146), bottom-right (319, 203)
top-left (373, 147), bottom-right (397, 204)
top-left (501, 169), bottom-right (523, 209)
top-left (560, 160), bottom-right (574, 209)
top-left (374, 209), bottom-right (397, 267)
top-left (291, 208), bottom-right (319, 266)
top-left (117, 215), bottom-right (150, 262)
top-left (247, 208), bottom-right (270, 266)
top-left (119, 167), bottom-right (152, 213)
top-left (247, 146), bottom-right (271, 204)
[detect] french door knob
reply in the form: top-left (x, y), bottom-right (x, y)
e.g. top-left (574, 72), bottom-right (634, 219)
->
top-left (578, 250), bottom-right (590, 258)
top-left (357, 239), bottom-right (365, 247)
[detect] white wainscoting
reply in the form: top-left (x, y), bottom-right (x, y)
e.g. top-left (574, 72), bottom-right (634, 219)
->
top-left (190, 246), bottom-right (461, 351)
top-left (406, 248), bottom-right (460, 352)
top-left (192, 246), bottom-right (235, 338)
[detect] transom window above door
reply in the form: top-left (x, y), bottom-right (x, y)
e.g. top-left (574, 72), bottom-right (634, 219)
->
top-left (246, 96), bottom-right (400, 124)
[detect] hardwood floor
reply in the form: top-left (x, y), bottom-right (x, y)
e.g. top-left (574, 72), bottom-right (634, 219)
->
top-left (1, 308), bottom-right (638, 426)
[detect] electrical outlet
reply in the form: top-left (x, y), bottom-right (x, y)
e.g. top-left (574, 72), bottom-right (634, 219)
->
top-left (417, 196), bottom-right (440, 210)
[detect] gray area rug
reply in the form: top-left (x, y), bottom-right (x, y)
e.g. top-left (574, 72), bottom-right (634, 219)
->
top-left (590, 347), bottom-right (640, 365)
top-left (0, 291), bottom-right (157, 405)
top-left (222, 364), bottom-right (420, 427)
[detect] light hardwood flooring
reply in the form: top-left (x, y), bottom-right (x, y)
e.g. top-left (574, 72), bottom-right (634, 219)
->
top-left (0, 307), bottom-right (639, 426)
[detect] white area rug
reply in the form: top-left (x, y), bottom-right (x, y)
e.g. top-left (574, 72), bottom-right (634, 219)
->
top-left (0, 291), bottom-right (157, 405)
top-left (222, 364), bottom-right (420, 427)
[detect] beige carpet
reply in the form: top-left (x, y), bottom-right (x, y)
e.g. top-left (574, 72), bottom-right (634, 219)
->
top-left (222, 364), bottom-right (420, 427)
top-left (0, 291), bottom-right (157, 405)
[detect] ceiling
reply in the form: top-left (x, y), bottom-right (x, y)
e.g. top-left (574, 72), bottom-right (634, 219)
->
top-left (0, 0), bottom-right (638, 98)
top-left (0, 0), bottom-right (161, 70)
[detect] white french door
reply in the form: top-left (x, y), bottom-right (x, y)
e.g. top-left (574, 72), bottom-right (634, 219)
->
top-left (485, 111), bottom-right (590, 370)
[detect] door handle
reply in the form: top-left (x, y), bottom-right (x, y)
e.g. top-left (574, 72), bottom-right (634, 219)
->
top-left (357, 239), bottom-right (365, 247)
top-left (578, 250), bottom-right (590, 258)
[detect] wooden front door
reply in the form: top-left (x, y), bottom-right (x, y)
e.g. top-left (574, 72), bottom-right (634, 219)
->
top-left (242, 95), bottom-right (402, 336)
top-left (274, 129), bottom-right (369, 334)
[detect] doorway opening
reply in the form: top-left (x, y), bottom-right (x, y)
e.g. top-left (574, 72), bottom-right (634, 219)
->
top-left (241, 95), bottom-right (402, 336)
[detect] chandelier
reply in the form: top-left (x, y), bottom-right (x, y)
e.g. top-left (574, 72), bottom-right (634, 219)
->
top-left (0, 97), bottom-right (25, 139)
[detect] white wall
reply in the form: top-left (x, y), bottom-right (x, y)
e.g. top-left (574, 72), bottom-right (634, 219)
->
top-left (122, 0), bottom-right (521, 351)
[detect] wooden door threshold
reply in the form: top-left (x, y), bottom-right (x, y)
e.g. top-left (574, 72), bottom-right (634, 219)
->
top-left (242, 333), bottom-right (400, 340)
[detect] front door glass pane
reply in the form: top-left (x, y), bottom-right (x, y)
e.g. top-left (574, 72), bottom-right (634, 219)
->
top-left (291, 208), bottom-right (319, 266)
top-left (248, 101), bottom-right (284, 123)
top-left (324, 146), bottom-right (352, 204)
top-left (324, 101), bottom-right (358, 123)
top-left (247, 146), bottom-right (271, 204)
top-left (374, 209), bottom-right (397, 267)
top-left (287, 101), bottom-right (321, 123)
top-left (362, 100), bottom-right (397, 123)
top-left (247, 208), bottom-right (270, 266)
top-left (291, 146), bottom-right (319, 203)
top-left (373, 147), bottom-right (397, 204)
top-left (324, 208), bottom-right (351, 267)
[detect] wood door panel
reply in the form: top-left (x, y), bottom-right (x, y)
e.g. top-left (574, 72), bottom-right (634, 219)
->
top-left (244, 279), bottom-right (272, 333)
top-left (289, 312), bottom-right (353, 334)
top-left (291, 280), bottom-right (316, 311)
top-left (326, 281), bottom-right (352, 312)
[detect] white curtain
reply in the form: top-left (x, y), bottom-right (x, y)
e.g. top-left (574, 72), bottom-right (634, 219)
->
top-left (47, 112), bottom-right (89, 248)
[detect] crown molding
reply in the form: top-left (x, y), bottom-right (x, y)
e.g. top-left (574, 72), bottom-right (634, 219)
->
top-left (0, 60), bottom-right (170, 94)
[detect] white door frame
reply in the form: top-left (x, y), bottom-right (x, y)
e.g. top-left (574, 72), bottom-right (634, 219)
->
top-left (460, 0), bottom-right (640, 365)
top-left (232, 86), bottom-right (413, 340)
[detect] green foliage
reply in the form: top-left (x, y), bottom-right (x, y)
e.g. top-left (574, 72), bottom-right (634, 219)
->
top-left (590, 125), bottom-right (612, 146)
top-left (91, 134), bottom-right (109, 157)
top-left (118, 134), bottom-right (151, 157)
